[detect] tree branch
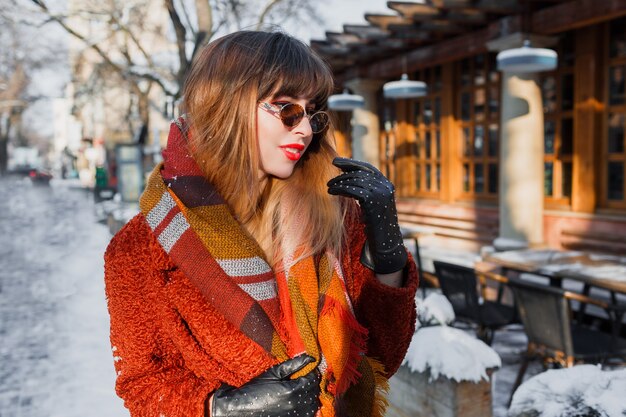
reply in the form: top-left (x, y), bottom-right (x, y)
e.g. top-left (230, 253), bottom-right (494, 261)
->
top-left (164, 0), bottom-right (189, 97)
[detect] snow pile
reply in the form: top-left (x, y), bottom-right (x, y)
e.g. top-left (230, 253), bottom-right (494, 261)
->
top-left (509, 365), bottom-right (626, 417)
top-left (403, 294), bottom-right (501, 383)
top-left (416, 293), bottom-right (455, 327)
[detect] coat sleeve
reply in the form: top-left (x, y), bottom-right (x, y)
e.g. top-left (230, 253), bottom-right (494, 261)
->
top-left (341, 203), bottom-right (419, 377)
top-left (104, 218), bottom-right (218, 417)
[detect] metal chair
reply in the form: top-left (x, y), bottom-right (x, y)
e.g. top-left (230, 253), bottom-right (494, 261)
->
top-left (507, 276), bottom-right (626, 405)
top-left (433, 261), bottom-right (517, 345)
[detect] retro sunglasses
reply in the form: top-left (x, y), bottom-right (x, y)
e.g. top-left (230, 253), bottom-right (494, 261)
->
top-left (259, 102), bottom-right (330, 134)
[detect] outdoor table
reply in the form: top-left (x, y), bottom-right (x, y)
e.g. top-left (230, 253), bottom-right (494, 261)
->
top-left (480, 249), bottom-right (626, 330)
top-left (482, 249), bottom-right (626, 296)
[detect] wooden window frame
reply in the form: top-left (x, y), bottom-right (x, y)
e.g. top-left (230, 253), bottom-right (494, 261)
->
top-left (408, 66), bottom-right (443, 199)
top-left (601, 18), bottom-right (626, 210)
top-left (456, 53), bottom-right (500, 203)
top-left (541, 31), bottom-right (575, 209)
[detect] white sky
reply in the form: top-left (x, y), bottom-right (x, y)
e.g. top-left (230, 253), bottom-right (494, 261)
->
top-left (305, 0), bottom-right (392, 42)
top-left (23, 0), bottom-right (395, 138)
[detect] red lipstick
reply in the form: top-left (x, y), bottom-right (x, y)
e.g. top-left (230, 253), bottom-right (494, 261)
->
top-left (280, 144), bottom-right (305, 161)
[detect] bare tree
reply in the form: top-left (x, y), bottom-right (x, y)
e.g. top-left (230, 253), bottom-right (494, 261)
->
top-left (26, 0), bottom-right (321, 139)
top-left (0, 3), bottom-right (60, 174)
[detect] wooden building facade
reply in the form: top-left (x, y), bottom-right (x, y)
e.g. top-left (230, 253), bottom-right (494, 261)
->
top-left (313, 0), bottom-right (626, 254)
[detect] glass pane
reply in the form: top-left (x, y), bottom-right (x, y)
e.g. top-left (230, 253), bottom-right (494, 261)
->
top-left (436, 164), bottom-right (441, 191)
top-left (488, 54), bottom-right (499, 83)
top-left (461, 58), bottom-right (471, 86)
top-left (475, 164), bottom-right (484, 193)
top-left (436, 130), bottom-right (441, 158)
top-left (561, 32), bottom-right (575, 67)
top-left (545, 162), bottom-right (554, 196)
top-left (561, 119), bottom-right (573, 156)
top-left (462, 128), bottom-right (471, 157)
top-left (474, 54), bottom-right (486, 85)
top-left (489, 86), bottom-right (499, 115)
top-left (610, 17), bottom-right (626, 59)
top-left (608, 162), bottom-right (624, 200)
top-left (414, 132), bottom-right (422, 157)
top-left (608, 113), bottom-right (625, 154)
top-left (475, 89), bottom-right (485, 122)
top-left (434, 66), bottom-right (443, 91)
top-left (416, 164), bottom-right (421, 191)
top-left (609, 66), bottom-right (626, 106)
top-left (434, 98), bottom-right (441, 124)
top-left (542, 76), bottom-right (557, 113)
top-left (414, 101), bottom-right (422, 126)
top-left (488, 163), bottom-right (498, 194)
top-left (488, 124), bottom-right (498, 157)
top-left (562, 73), bottom-right (574, 111)
top-left (545, 120), bottom-right (555, 154)
top-left (463, 164), bottom-right (470, 192)
top-left (562, 162), bottom-right (572, 198)
top-left (425, 131), bottom-right (432, 159)
top-left (425, 164), bottom-right (432, 191)
top-left (424, 100), bottom-right (433, 125)
top-left (474, 126), bottom-right (484, 156)
top-left (461, 92), bottom-right (471, 121)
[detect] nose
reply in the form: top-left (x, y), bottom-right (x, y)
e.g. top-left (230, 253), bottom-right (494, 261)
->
top-left (292, 114), bottom-right (314, 137)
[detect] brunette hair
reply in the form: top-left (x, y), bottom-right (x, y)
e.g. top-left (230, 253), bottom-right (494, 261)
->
top-left (182, 30), bottom-right (346, 266)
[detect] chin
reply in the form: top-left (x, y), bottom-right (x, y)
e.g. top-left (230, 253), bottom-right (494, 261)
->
top-left (268, 166), bottom-right (297, 179)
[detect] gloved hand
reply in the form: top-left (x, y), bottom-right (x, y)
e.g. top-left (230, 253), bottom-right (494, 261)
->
top-left (327, 157), bottom-right (408, 274)
top-left (209, 355), bottom-right (320, 417)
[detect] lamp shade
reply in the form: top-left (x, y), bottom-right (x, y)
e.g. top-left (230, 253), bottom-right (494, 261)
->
top-left (383, 73), bottom-right (427, 99)
top-left (328, 89), bottom-right (365, 111)
top-left (497, 40), bottom-right (558, 73)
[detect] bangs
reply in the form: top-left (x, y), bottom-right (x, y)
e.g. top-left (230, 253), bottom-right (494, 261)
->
top-left (258, 34), bottom-right (334, 109)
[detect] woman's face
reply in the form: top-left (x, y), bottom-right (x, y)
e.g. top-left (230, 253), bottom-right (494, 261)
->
top-left (256, 95), bottom-right (316, 180)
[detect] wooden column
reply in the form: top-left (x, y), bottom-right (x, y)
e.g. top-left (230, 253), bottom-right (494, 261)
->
top-left (572, 26), bottom-right (602, 213)
top-left (344, 78), bottom-right (384, 168)
top-left (499, 72), bottom-right (545, 247)
top-left (440, 62), bottom-right (460, 203)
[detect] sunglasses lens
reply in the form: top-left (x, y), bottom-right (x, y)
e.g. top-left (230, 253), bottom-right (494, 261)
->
top-left (279, 103), bottom-right (305, 128)
top-left (310, 112), bottom-right (329, 134)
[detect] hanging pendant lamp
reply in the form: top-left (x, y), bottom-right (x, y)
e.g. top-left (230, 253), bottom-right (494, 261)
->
top-left (497, 39), bottom-right (558, 73)
top-left (328, 89), bottom-right (365, 111)
top-left (383, 73), bottom-right (427, 99)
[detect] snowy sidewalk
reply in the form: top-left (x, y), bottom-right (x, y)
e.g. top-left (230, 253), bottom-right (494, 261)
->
top-left (0, 177), bottom-right (127, 417)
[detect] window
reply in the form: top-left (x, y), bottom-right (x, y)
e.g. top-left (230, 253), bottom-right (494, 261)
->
top-left (409, 66), bottom-right (443, 197)
top-left (540, 32), bottom-right (575, 207)
top-left (604, 17), bottom-right (626, 208)
top-left (457, 54), bottom-right (499, 198)
top-left (380, 94), bottom-right (397, 182)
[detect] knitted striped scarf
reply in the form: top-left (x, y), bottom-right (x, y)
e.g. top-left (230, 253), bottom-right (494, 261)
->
top-left (139, 118), bottom-right (389, 417)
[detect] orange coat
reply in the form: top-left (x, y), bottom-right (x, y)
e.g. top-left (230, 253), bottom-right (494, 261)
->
top-left (104, 213), bottom-right (418, 417)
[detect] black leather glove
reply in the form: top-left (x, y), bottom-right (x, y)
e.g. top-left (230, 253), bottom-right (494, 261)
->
top-left (327, 157), bottom-right (408, 274)
top-left (210, 355), bottom-right (320, 417)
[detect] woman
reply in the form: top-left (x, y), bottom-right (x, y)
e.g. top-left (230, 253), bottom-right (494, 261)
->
top-left (104, 30), bottom-right (418, 417)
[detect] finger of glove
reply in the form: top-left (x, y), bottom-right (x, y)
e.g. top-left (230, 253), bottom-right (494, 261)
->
top-left (327, 171), bottom-right (374, 188)
top-left (332, 157), bottom-right (380, 175)
top-left (259, 354), bottom-right (315, 381)
top-left (328, 183), bottom-right (371, 202)
top-left (284, 370), bottom-right (321, 405)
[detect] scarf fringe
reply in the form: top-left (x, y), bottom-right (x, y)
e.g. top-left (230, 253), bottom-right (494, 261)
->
top-left (320, 297), bottom-right (369, 395)
top-left (365, 357), bottom-right (390, 417)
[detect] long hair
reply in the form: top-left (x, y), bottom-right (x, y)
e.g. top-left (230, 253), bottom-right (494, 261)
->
top-left (182, 30), bottom-right (346, 267)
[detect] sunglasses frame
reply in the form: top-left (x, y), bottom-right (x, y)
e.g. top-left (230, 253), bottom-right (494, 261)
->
top-left (258, 101), bottom-right (329, 134)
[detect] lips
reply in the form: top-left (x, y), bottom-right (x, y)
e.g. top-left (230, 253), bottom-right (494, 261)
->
top-left (280, 143), bottom-right (305, 161)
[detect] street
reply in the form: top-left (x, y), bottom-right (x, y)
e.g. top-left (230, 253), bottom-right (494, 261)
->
top-left (0, 176), bottom-right (128, 417)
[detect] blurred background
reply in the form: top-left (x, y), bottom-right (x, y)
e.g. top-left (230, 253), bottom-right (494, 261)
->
top-left (0, 1), bottom-right (387, 416)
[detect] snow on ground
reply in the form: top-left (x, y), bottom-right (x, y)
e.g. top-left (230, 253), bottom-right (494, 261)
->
top-left (404, 293), bottom-right (501, 383)
top-left (509, 365), bottom-right (626, 417)
top-left (0, 176), bottom-right (127, 417)
top-left (403, 326), bottom-right (502, 383)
